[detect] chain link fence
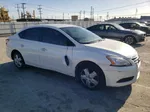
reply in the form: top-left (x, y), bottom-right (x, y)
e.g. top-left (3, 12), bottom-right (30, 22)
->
top-left (0, 21), bottom-right (100, 36)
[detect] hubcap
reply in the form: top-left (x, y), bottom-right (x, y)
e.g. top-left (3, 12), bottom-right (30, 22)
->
top-left (125, 37), bottom-right (134, 45)
top-left (14, 54), bottom-right (22, 67)
top-left (80, 68), bottom-right (99, 88)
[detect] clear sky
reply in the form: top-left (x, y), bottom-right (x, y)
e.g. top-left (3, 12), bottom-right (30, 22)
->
top-left (0, 0), bottom-right (150, 20)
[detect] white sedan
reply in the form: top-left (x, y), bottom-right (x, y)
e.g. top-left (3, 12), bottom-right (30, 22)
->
top-left (6, 24), bottom-right (141, 89)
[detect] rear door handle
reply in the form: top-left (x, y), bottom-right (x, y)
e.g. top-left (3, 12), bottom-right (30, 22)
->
top-left (41, 48), bottom-right (47, 51)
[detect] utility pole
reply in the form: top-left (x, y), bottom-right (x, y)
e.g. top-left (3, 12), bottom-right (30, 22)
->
top-left (79, 11), bottom-right (82, 20)
top-left (83, 11), bottom-right (85, 20)
top-left (68, 13), bottom-right (69, 20)
top-left (21, 3), bottom-right (26, 18)
top-left (93, 7), bottom-right (94, 20)
top-left (106, 12), bottom-right (109, 20)
top-left (63, 12), bottom-right (64, 20)
top-left (135, 8), bottom-right (138, 18)
top-left (90, 6), bottom-right (92, 20)
top-left (38, 5), bottom-right (42, 19)
top-left (16, 4), bottom-right (20, 19)
top-left (100, 16), bottom-right (102, 21)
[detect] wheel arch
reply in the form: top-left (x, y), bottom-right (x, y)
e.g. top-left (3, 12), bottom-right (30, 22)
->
top-left (124, 35), bottom-right (137, 42)
top-left (75, 60), bottom-right (106, 84)
top-left (11, 49), bottom-right (22, 60)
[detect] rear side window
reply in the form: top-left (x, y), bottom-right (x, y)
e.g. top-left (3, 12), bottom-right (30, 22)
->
top-left (19, 28), bottom-right (41, 41)
top-left (88, 25), bottom-right (104, 31)
top-left (87, 25), bottom-right (98, 30)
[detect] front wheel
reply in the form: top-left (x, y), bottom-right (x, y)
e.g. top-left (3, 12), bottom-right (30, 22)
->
top-left (76, 63), bottom-right (105, 90)
top-left (124, 36), bottom-right (136, 45)
top-left (13, 52), bottom-right (25, 69)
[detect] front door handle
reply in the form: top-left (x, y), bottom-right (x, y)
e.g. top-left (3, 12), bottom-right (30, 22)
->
top-left (41, 48), bottom-right (47, 51)
top-left (21, 44), bottom-right (24, 47)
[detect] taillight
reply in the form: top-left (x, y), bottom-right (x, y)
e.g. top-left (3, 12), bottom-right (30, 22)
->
top-left (6, 38), bottom-right (9, 45)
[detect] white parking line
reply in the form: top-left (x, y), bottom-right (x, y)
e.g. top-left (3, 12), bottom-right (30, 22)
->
top-left (133, 83), bottom-right (150, 90)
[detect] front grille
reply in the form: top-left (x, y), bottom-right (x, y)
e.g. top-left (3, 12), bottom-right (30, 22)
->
top-left (132, 56), bottom-right (140, 64)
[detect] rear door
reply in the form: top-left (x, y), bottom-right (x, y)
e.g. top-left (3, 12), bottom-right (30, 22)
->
top-left (18, 28), bottom-right (41, 66)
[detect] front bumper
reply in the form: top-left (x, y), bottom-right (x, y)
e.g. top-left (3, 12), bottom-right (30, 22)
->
top-left (137, 34), bottom-right (146, 42)
top-left (102, 61), bottom-right (141, 87)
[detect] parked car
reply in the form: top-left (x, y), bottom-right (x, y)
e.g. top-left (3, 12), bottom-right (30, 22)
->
top-left (146, 23), bottom-right (150, 27)
top-left (119, 22), bottom-right (150, 35)
top-left (6, 24), bottom-right (141, 89)
top-left (87, 23), bottom-right (146, 45)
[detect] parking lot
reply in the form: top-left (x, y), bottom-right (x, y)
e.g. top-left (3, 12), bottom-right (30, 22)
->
top-left (0, 37), bottom-right (150, 112)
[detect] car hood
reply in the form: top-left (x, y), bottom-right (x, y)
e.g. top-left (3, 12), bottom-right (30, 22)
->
top-left (123, 29), bottom-right (145, 34)
top-left (141, 26), bottom-right (150, 30)
top-left (84, 39), bottom-right (138, 58)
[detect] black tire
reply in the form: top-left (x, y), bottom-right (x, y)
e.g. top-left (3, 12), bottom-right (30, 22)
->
top-left (12, 52), bottom-right (25, 69)
top-left (124, 36), bottom-right (136, 45)
top-left (76, 62), bottom-right (106, 90)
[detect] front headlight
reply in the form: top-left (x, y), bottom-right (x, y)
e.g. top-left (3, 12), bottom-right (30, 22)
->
top-left (106, 55), bottom-right (132, 67)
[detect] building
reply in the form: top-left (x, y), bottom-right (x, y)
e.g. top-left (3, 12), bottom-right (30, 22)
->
top-left (0, 7), bottom-right (10, 22)
top-left (71, 15), bottom-right (78, 21)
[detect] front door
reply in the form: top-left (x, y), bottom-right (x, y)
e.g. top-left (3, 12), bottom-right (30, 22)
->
top-left (39, 28), bottom-right (74, 75)
top-left (105, 24), bottom-right (121, 40)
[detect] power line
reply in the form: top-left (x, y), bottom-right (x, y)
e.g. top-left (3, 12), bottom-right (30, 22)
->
top-left (95, 0), bottom-right (150, 12)
top-left (13, 1), bottom-right (150, 20)
top-left (38, 5), bottom-right (42, 19)
top-left (25, 1), bottom-right (150, 14)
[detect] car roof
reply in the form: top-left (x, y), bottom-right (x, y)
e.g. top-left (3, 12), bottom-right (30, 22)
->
top-left (19, 24), bottom-right (79, 33)
top-left (97, 22), bottom-right (118, 26)
top-left (119, 22), bottom-right (139, 24)
top-left (30, 24), bottom-right (77, 28)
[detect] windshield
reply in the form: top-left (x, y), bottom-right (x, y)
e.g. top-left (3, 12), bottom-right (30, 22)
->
top-left (137, 22), bottom-right (146, 27)
top-left (61, 27), bottom-right (103, 44)
top-left (113, 24), bottom-right (125, 30)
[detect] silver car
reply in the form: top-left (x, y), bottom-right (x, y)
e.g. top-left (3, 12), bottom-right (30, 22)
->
top-left (87, 23), bottom-right (146, 45)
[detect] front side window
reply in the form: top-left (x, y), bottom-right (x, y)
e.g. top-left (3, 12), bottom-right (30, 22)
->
top-left (61, 27), bottom-right (103, 44)
top-left (40, 28), bottom-right (72, 46)
top-left (19, 28), bottom-right (41, 41)
top-left (131, 23), bottom-right (140, 29)
top-left (105, 25), bottom-right (117, 31)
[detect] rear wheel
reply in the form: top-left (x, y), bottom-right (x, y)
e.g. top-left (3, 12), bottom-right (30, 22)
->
top-left (13, 52), bottom-right (25, 69)
top-left (124, 36), bottom-right (136, 45)
top-left (76, 62), bottom-right (105, 90)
